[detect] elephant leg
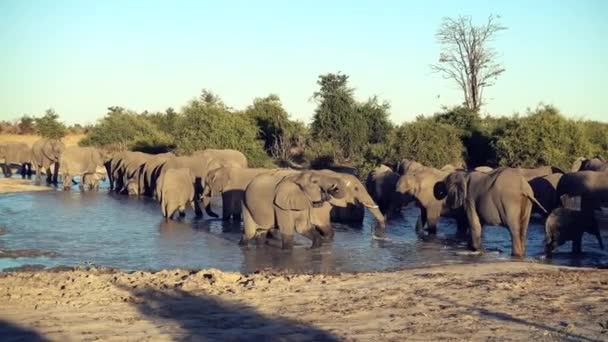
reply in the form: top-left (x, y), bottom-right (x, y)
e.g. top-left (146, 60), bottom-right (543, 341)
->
top-left (276, 209), bottom-right (295, 250)
top-left (425, 207), bottom-right (442, 235)
top-left (572, 234), bottom-right (583, 254)
top-left (466, 206), bottom-right (484, 252)
top-left (178, 204), bottom-right (186, 218)
top-left (193, 198), bottom-right (203, 218)
top-left (239, 205), bottom-right (258, 246)
top-left (33, 165), bottom-right (41, 185)
top-left (221, 193), bottom-right (231, 220)
top-left (20, 164), bottom-right (26, 179)
top-left (161, 198), bottom-right (168, 218)
top-left (79, 174), bottom-right (86, 190)
top-left (52, 163), bottom-right (59, 185)
top-left (505, 216), bottom-right (524, 258)
top-left (415, 206), bottom-right (427, 235)
top-left (62, 175), bottom-right (72, 191)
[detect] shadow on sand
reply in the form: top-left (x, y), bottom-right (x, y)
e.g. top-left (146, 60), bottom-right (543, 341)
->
top-left (0, 319), bottom-right (50, 342)
top-left (117, 284), bottom-right (341, 341)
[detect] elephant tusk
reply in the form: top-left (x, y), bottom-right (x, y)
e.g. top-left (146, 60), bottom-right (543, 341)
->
top-left (364, 204), bottom-right (379, 209)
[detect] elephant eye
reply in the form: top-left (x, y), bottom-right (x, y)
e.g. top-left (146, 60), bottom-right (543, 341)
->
top-left (312, 179), bottom-right (318, 184)
top-left (354, 186), bottom-right (359, 191)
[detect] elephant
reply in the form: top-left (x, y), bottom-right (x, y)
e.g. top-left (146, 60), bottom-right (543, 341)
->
top-left (528, 173), bottom-right (563, 217)
top-left (365, 164), bottom-right (403, 217)
top-left (556, 171), bottom-right (608, 218)
top-left (203, 167), bottom-right (287, 221)
top-left (518, 166), bottom-right (564, 180)
top-left (141, 152), bottom-right (176, 197)
top-left (440, 164), bottom-right (464, 172)
top-left (396, 159), bottom-right (424, 176)
top-left (396, 167), bottom-right (467, 235)
top-left (571, 156), bottom-right (608, 172)
top-left (240, 171), bottom-right (346, 249)
top-left (31, 138), bottom-right (65, 185)
top-left (312, 169), bottom-right (386, 236)
top-left (81, 169), bottom-right (107, 190)
top-left (156, 168), bottom-right (195, 220)
top-left (58, 146), bottom-right (106, 190)
top-left (192, 149), bottom-right (248, 171)
top-left (434, 167), bottom-right (547, 257)
top-left (120, 152), bottom-right (153, 196)
top-left (473, 166), bottom-right (493, 173)
top-left (0, 143), bottom-right (32, 178)
top-left (545, 207), bottom-right (604, 256)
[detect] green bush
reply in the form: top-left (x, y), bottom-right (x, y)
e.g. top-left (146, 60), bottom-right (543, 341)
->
top-left (495, 106), bottom-right (590, 170)
top-left (35, 109), bottom-right (66, 139)
top-left (79, 106), bottom-right (173, 150)
top-left (391, 117), bottom-right (465, 168)
top-left (174, 98), bottom-right (273, 167)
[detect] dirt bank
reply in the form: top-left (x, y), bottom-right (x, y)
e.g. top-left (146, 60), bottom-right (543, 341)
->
top-left (0, 178), bottom-right (50, 194)
top-left (0, 262), bottom-right (606, 341)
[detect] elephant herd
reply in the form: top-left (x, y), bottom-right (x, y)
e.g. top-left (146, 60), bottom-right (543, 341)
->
top-left (366, 157), bottom-right (607, 257)
top-left (1, 139), bottom-right (606, 258)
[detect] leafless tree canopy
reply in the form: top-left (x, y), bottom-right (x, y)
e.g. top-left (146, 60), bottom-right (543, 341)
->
top-left (431, 15), bottom-right (507, 112)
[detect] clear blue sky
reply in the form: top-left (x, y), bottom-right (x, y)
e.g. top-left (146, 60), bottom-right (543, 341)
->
top-left (1, 0), bottom-right (606, 124)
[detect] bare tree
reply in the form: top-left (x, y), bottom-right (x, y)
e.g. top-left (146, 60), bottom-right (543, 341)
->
top-left (431, 15), bottom-right (507, 112)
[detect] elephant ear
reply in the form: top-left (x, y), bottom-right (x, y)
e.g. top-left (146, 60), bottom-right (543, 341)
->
top-left (274, 181), bottom-right (311, 211)
top-left (433, 181), bottom-right (448, 200)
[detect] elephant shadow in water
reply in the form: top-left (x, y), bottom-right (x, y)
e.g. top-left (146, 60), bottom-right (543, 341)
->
top-left (0, 319), bottom-right (50, 341)
top-left (116, 284), bottom-right (341, 341)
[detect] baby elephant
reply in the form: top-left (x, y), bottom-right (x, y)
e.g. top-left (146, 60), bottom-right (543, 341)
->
top-left (157, 168), bottom-right (195, 220)
top-left (545, 208), bottom-right (604, 256)
top-left (82, 172), bottom-right (106, 190)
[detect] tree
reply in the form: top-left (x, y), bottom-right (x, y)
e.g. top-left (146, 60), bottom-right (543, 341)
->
top-left (35, 109), bottom-right (66, 139)
top-left (17, 115), bottom-right (36, 134)
top-left (310, 72), bottom-right (367, 160)
top-left (431, 15), bottom-right (507, 112)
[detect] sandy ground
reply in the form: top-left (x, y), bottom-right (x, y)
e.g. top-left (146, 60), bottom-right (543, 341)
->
top-left (0, 262), bottom-right (606, 341)
top-left (0, 134), bottom-right (84, 147)
top-left (0, 178), bottom-right (51, 194)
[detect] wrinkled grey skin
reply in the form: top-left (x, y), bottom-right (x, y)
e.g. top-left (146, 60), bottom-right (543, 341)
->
top-left (156, 168), bottom-right (195, 220)
top-left (0, 143), bottom-right (32, 178)
top-left (571, 156), bottom-right (608, 172)
top-left (528, 173), bottom-right (563, 217)
top-left (241, 171), bottom-right (346, 249)
top-left (203, 167), bottom-right (283, 221)
top-left (518, 166), bottom-right (564, 181)
top-left (142, 152), bottom-right (175, 197)
top-left (556, 171), bottom-right (608, 228)
top-left (365, 165), bottom-right (403, 217)
top-left (435, 168), bottom-right (546, 257)
top-left (396, 159), bottom-right (425, 176)
top-left (59, 146), bottom-right (106, 190)
top-left (158, 149), bottom-right (248, 218)
top-left (473, 166), bottom-right (493, 173)
top-left (545, 208), bottom-right (603, 256)
top-left (322, 166), bottom-right (364, 225)
top-left (121, 152), bottom-right (152, 196)
top-left (315, 169), bottom-right (385, 236)
top-left (31, 139), bottom-right (65, 185)
top-left (396, 167), bottom-right (467, 235)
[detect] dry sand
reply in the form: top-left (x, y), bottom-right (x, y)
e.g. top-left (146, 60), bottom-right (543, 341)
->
top-left (0, 262), bottom-right (606, 341)
top-left (0, 134), bottom-right (84, 147)
top-left (0, 178), bottom-right (51, 194)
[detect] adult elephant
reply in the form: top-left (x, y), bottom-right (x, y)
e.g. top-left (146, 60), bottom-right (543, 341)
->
top-left (365, 164), bottom-right (403, 217)
top-left (571, 156), bottom-right (608, 172)
top-left (241, 171), bottom-right (346, 249)
top-left (396, 159), bottom-right (424, 176)
top-left (556, 171), bottom-right (608, 217)
top-left (518, 166), bottom-right (564, 180)
top-left (31, 138), bottom-right (65, 185)
top-left (204, 167), bottom-right (289, 221)
top-left (58, 146), bottom-right (106, 190)
top-left (396, 167), bottom-right (467, 235)
top-left (545, 208), bottom-right (603, 256)
top-left (142, 152), bottom-right (176, 197)
top-left (119, 151), bottom-right (152, 195)
top-left (192, 149), bottom-right (248, 171)
top-left (528, 173), bottom-right (563, 217)
top-left (434, 167), bottom-right (546, 257)
top-left (0, 143), bottom-right (32, 178)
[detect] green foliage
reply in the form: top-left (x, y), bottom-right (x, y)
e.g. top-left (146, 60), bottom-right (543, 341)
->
top-left (35, 109), bottom-right (66, 139)
top-left (391, 117), bottom-right (465, 168)
top-left (310, 73), bottom-right (393, 163)
top-left (495, 106), bottom-right (590, 170)
top-left (175, 96), bottom-right (273, 167)
top-left (246, 95), bottom-right (295, 152)
top-left (579, 120), bottom-right (608, 156)
top-left (79, 106), bottom-right (173, 150)
top-left (18, 115), bottom-right (36, 134)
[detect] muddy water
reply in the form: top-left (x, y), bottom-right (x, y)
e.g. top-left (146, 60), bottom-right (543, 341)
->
top-left (0, 182), bottom-right (606, 272)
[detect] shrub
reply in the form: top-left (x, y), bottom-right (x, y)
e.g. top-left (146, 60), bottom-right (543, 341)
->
top-left (35, 109), bottom-right (66, 138)
top-left (174, 98), bottom-right (273, 167)
top-left (495, 106), bottom-right (590, 170)
top-left (391, 117), bottom-right (465, 168)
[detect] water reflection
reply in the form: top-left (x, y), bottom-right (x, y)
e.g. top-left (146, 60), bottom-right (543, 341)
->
top-left (0, 182), bottom-right (606, 272)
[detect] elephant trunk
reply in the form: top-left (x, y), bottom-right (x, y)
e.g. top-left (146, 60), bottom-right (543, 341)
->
top-left (366, 205), bottom-right (386, 237)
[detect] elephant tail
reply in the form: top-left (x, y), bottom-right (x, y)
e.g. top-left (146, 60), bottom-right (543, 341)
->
top-left (525, 193), bottom-right (548, 214)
